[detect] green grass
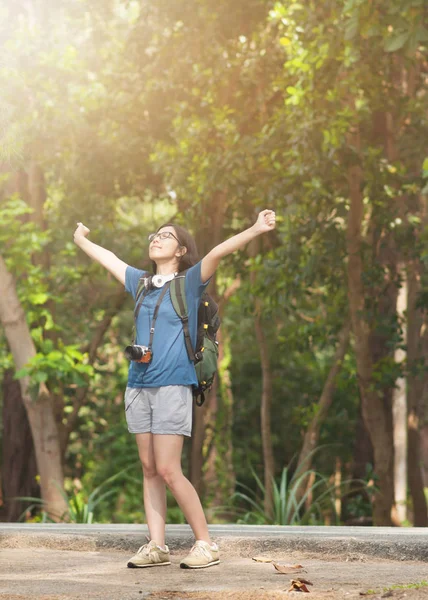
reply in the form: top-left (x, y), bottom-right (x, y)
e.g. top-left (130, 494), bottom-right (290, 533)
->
top-left (365, 581), bottom-right (428, 595)
top-left (386, 581), bottom-right (428, 591)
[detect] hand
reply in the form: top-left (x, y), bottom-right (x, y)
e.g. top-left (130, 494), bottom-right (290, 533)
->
top-left (74, 222), bottom-right (90, 242)
top-left (254, 209), bottom-right (276, 234)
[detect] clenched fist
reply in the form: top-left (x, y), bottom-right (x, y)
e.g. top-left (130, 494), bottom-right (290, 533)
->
top-left (254, 209), bottom-right (276, 234)
top-left (74, 222), bottom-right (90, 242)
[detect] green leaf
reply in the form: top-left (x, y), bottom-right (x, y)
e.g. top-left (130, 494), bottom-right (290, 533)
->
top-left (344, 16), bottom-right (359, 40)
top-left (384, 32), bottom-right (410, 52)
top-left (416, 27), bottom-right (428, 42)
top-left (343, 0), bottom-right (356, 12)
top-left (29, 292), bottom-right (49, 305)
top-left (34, 371), bottom-right (48, 383)
top-left (15, 367), bottom-right (30, 379)
top-left (47, 350), bottom-right (63, 361)
top-left (65, 347), bottom-right (85, 361)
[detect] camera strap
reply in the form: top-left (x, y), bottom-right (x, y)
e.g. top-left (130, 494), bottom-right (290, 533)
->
top-left (147, 281), bottom-right (171, 349)
top-left (132, 281), bottom-right (171, 347)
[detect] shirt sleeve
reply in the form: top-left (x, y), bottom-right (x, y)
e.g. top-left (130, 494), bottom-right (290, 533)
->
top-left (125, 266), bottom-right (149, 299)
top-left (185, 261), bottom-right (211, 300)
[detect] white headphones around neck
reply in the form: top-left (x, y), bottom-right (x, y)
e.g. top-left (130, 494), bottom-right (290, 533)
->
top-left (143, 272), bottom-right (177, 290)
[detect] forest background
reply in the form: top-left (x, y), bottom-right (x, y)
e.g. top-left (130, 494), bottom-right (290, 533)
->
top-left (0, 0), bottom-right (427, 528)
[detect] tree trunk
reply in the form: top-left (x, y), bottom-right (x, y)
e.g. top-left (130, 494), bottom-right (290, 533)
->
top-left (246, 233), bottom-right (275, 520)
top-left (216, 327), bottom-right (236, 503)
top-left (188, 191), bottom-right (235, 507)
top-left (343, 404), bottom-right (374, 526)
top-left (406, 260), bottom-right (428, 526)
top-left (202, 278), bottom-right (239, 509)
top-left (392, 266), bottom-right (407, 524)
top-left (352, 405), bottom-right (374, 482)
top-left (421, 425), bottom-right (428, 489)
top-left (0, 256), bottom-right (68, 520)
top-left (253, 289), bottom-right (275, 520)
top-left (1, 169), bottom-right (41, 520)
top-left (200, 377), bottom-right (219, 502)
top-left (408, 421), bottom-right (427, 526)
top-left (295, 322), bottom-right (351, 502)
top-left (346, 123), bottom-right (394, 525)
top-left (1, 370), bottom-right (39, 521)
top-left (188, 394), bottom-right (208, 496)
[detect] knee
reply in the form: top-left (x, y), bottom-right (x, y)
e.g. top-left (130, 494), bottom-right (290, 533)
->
top-left (156, 465), bottom-right (181, 487)
top-left (140, 459), bottom-right (158, 479)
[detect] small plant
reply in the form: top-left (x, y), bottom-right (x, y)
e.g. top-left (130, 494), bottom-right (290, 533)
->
top-left (229, 458), bottom-right (364, 526)
top-left (231, 467), bottom-right (329, 525)
top-left (16, 469), bottom-right (130, 523)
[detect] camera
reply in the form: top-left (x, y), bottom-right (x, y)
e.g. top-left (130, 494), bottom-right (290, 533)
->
top-left (124, 345), bottom-right (153, 364)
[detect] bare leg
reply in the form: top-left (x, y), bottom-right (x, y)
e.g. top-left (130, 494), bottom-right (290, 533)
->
top-left (153, 434), bottom-right (211, 544)
top-left (135, 433), bottom-right (167, 547)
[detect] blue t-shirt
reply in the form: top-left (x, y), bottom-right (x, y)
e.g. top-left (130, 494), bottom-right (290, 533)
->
top-left (125, 261), bottom-right (209, 388)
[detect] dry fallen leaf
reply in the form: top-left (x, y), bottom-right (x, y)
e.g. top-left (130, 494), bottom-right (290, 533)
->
top-left (296, 578), bottom-right (313, 586)
top-left (288, 579), bottom-right (311, 593)
top-left (252, 556), bottom-right (273, 563)
top-left (272, 562), bottom-right (305, 574)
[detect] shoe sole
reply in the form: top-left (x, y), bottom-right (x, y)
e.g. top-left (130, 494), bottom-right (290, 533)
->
top-left (127, 561), bottom-right (171, 568)
top-left (180, 560), bottom-right (220, 569)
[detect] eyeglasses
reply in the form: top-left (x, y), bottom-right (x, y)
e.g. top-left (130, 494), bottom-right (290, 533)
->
top-left (148, 231), bottom-right (181, 244)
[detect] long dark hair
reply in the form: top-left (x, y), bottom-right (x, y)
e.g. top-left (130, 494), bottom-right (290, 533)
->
top-left (151, 223), bottom-right (200, 273)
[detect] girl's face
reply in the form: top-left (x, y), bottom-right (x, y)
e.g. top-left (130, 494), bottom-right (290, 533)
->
top-left (148, 226), bottom-right (186, 263)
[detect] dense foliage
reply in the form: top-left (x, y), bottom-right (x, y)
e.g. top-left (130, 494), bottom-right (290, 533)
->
top-left (0, 0), bottom-right (427, 526)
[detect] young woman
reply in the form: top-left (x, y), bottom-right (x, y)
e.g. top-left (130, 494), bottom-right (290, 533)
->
top-left (73, 209), bottom-right (276, 569)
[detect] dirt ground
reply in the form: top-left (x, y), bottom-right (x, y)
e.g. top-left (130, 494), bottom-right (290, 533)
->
top-left (0, 548), bottom-right (427, 600)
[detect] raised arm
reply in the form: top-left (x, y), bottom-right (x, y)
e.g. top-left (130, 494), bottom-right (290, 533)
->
top-left (73, 222), bottom-right (128, 286)
top-left (200, 209), bottom-right (276, 283)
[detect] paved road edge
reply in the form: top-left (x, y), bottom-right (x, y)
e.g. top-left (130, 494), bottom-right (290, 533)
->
top-left (1, 527), bottom-right (427, 562)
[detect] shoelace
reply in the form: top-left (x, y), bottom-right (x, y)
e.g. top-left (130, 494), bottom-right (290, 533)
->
top-left (189, 542), bottom-right (213, 560)
top-left (136, 536), bottom-right (155, 555)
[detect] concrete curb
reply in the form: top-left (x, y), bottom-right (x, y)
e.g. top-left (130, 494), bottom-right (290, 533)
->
top-left (0, 523), bottom-right (428, 562)
top-left (1, 524), bottom-right (427, 562)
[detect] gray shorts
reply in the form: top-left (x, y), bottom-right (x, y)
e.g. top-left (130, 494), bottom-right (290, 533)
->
top-left (124, 385), bottom-right (193, 437)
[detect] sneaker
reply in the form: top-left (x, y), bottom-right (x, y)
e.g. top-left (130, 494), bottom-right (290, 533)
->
top-left (127, 540), bottom-right (171, 568)
top-left (180, 540), bottom-right (220, 569)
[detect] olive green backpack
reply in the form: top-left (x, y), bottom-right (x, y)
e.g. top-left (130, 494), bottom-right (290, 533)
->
top-left (169, 273), bottom-right (220, 406)
top-left (135, 272), bottom-right (220, 406)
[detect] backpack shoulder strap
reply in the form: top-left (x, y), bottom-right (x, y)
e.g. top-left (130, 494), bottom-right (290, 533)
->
top-left (170, 273), bottom-right (196, 362)
top-left (170, 274), bottom-right (187, 316)
top-left (134, 277), bottom-right (150, 322)
top-left (136, 273), bottom-right (150, 302)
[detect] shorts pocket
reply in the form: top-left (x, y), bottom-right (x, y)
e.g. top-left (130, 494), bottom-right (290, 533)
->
top-left (169, 389), bottom-right (189, 428)
top-left (124, 387), bottom-right (141, 412)
top-left (154, 386), bottom-right (192, 433)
